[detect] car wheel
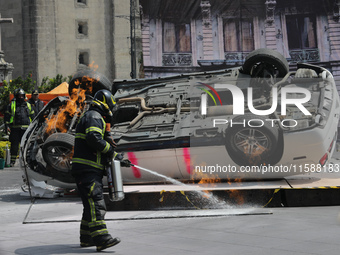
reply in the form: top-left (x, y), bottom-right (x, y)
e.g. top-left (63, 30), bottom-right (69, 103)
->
top-left (225, 115), bottom-right (279, 166)
top-left (42, 133), bottom-right (75, 173)
top-left (242, 48), bottom-right (289, 78)
top-left (69, 69), bottom-right (112, 96)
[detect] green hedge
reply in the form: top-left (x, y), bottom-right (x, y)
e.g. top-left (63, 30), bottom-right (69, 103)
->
top-left (0, 141), bottom-right (10, 159)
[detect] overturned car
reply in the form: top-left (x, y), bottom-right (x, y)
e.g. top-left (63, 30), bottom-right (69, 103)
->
top-left (20, 49), bottom-right (340, 188)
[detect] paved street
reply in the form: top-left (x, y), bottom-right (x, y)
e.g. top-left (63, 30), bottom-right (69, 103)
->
top-left (1, 168), bottom-right (340, 255)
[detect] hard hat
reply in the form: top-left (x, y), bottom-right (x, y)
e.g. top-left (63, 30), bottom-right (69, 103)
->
top-left (92, 89), bottom-right (117, 117)
top-left (15, 88), bottom-right (26, 98)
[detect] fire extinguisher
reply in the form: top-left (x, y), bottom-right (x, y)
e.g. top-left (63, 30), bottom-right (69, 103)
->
top-left (5, 144), bottom-right (10, 167)
top-left (104, 122), bottom-right (124, 201)
top-left (106, 159), bottom-right (125, 202)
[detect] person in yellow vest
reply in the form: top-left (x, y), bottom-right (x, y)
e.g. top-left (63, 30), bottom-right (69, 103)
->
top-left (4, 88), bottom-right (35, 166)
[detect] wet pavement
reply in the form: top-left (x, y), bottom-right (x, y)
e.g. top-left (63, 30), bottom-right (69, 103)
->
top-left (1, 167), bottom-right (340, 254)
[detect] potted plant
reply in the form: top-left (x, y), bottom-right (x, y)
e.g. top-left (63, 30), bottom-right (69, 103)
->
top-left (0, 141), bottom-right (10, 169)
top-left (0, 145), bottom-right (5, 169)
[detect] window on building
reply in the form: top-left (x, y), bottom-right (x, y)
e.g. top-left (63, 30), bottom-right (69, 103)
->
top-left (77, 21), bottom-right (88, 38)
top-left (78, 51), bottom-right (89, 66)
top-left (163, 22), bottom-right (191, 53)
top-left (75, 0), bottom-right (87, 7)
top-left (286, 15), bottom-right (317, 50)
top-left (223, 18), bottom-right (254, 52)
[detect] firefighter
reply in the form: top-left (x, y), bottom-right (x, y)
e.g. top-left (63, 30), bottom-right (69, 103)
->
top-left (4, 88), bottom-right (35, 166)
top-left (28, 89), bottom-right (44, 114)
top-left (71, 89), bottom-right (131, 252)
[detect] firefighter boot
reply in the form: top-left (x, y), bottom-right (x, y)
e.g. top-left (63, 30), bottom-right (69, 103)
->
top-left (96, 237), bottom-right (121, 252)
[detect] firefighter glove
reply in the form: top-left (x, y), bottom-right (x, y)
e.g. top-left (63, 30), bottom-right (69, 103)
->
top-left (115, 153), bottom-right (124, 161)
top-left (120, 159), bottom-right (132, 167)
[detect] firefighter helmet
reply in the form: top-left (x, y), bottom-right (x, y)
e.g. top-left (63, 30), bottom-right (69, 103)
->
top-left (15, 88), bottom-right (26, 99)
top-left (14, 88), bottom-right (26, 103)
top-left (91, 89), bottom-right (117, 118)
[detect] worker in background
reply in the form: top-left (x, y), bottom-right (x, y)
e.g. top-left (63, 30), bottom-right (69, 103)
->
top-left (28, 89), bottom-right (44, 115)
top-left (71, 89), bottom-right (131, 252)
top-left (4, 88), bottom-right (35, 166)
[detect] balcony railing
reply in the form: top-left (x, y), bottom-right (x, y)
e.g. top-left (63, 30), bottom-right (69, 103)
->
top-left (197, 51), bottom-right (251, 67)
top-left (162, 53), bottom-right (192, 66)
top-left (162, 49), bottom-right (320, 68)
top-left (289, 49), bottom-right (320, 63)
top-left (224, 52), bottom-right (250, 64)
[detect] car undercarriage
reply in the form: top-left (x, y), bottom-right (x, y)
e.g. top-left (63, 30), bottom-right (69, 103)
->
top-left (20, 49), bottom-right (340, 187)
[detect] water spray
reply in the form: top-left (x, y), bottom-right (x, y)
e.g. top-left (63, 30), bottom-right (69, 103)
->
top-left (129, 163), bottom-right (229, 209)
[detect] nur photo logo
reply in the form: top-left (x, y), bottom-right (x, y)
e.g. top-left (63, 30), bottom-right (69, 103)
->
top-left (197, 83), bottom-right (312, 116)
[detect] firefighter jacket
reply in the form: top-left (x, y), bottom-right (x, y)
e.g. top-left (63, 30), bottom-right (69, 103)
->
top-left (5, 100), bottom-right (35, 128)
top-left (28, 98), bottom-right (44, 114)
top-left (71, 109), bottom-right (114, 175)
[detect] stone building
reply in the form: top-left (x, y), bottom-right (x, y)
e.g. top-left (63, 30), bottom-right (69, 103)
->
top-left (139, 0), bottom-right (340, 79)
top-left (0, 0), bottom-right (142, 84)
top-left (2, 0), bottom-right (340, 83)
top-left (0, 13), bottom-right (13, 84)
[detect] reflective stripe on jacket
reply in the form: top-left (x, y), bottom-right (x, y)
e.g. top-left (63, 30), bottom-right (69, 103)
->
top-left (71, 109), bottom-right (112, 174)
top-left (5, 100), bottom-right (34, 127)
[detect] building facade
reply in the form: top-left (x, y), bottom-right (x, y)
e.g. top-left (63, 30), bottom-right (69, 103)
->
top-left (1, 0), bottom-right (340, 84)
top-left (139, 0), bottom-right (340, 79)
top-left (0, 0), bottom-right (142, 84)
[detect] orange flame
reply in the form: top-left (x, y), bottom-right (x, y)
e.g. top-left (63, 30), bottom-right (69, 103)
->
top-left (226, 178), bottom-right (244, 205)
top-left (45, 94), bottom-right (80, 134)
top-left (192, 168), bottom-right (221, 197)
top-left (237, 138), bottom-right (268, 166)
top-left (44, 80), bottom-right (92, 135)
top-left (44, 63), bottom-right (101, 135)
top-left (89, 61), bottom-right (99, 71)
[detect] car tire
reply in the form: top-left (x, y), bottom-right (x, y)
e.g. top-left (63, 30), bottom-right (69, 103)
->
top-left (69, 69), bottom-right (112, 96)
top-left (242, 48), bottom-right (289, 78)
top-left (225, 114), bottom-right (279, 166)
top-left (42, 133), bottom-right (75, 173)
